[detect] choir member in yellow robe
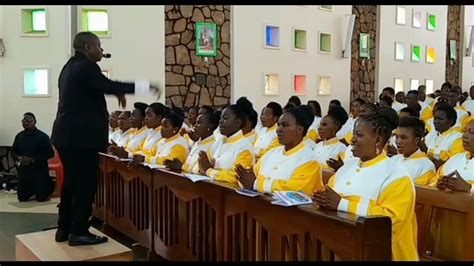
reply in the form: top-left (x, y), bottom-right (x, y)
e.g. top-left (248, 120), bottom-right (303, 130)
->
top-left (132, 102), bottom-right (168, 162)
top-left (447, 87), bottom-right (469, 131)
top-left (424, 103), bottom-right (464, 168)
top-left (108, 110), bottom-right (122, 144)
top-left (405, 90), bottom-right (433, 122)
top-left (165, 111), bottom-right (220, 174)
top-left (314, 109), bottom-right (418, 261)
top-left (236, 105), bottom-right (324, 196)
top-left (306, 100), bottom-right (323, 142)
top-left (112, 111), bottom-right (134, 147)
top-left (336, 98), bottom-right (365, 145)
top-left (198, 101), bottom-right (255, 185)
top-left (392, 117), bottom-right (436, 185)
top-left (313, 106), bottom-right (348, 171)
top-left (254, 102), bottom-right (282, 159)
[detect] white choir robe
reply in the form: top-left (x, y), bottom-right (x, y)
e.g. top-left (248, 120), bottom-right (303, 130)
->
top-left (253, 124), bottom-right (280, 158)
top-left (182, 135), bottom-right (219, 174)
top-left (390, 150), bottom-right (436, 185)
top-left (425, 127), bottom-right (464, 161)
top-left (313, 137), bottom-right (347, 171)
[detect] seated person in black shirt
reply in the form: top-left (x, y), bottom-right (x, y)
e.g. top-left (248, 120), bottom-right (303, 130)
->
top-left (11, 112), bottom-right (55, 202)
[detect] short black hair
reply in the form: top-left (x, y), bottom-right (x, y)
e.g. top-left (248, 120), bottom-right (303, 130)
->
top-left (407, 90), bottom-right (419, 97)
top-left (23, 112), bottom-right (36, 121)
top-left (283, 102), bottom-right (297, 110)
top-left (307, 100), bottom-right (322, 117)
top-left (353, 98), bottom-right (366, 106)
top-left (133, 102), bottom-right (148, 117)
top-left (250, 110), bottom-right (258, 129)
top-left (148, 102), bottom-right (170, 117)
top-left (121, 111), bottom-right (132, 118)
top-left (288, 96), bottom-right (302, 106)
top-left (441, 82), bottom-right (452, 90)
top-left (382, 87), bottom-right (395, 95)
top-left (326, 106), bottom-right (349, 130)
top-left (283, 105), bottom-right (313, 135)
top-left (199, 105), bottom-right (214, 114)
top-left (266, 102), bottom-right (283, 117)
top-left (435, 104), bottom-right (457, 127)
top-left (235, 97), bottom-right (255, 127)
top-left (201, 111), bottom-right (220, 131)
top-left (227, 97), bottom-right (254, 129)
top-left (398, 117), bottom-right (426, 139)
top-left (164, 112), bottom-right (184, 129)
top-left (171, 107), bottom-right (185, 120)
top-left (362, 102), bottom-right (377, 112)
top-left (329, 99), bottom-right (342, 106)
top-left (400, 106), bottom-right (420, 118)
top-left (450, 86), bottom-right (462, 94)
top-left (379, 96), bottom-right (393, 107)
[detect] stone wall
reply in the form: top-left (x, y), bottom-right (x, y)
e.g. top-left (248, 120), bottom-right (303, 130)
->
top-left (164, 5), bottom-right (231, 108)
top-left (351, 5), bottom-right (377, 102)
top-left (445, 5), bottom-right (461, 86)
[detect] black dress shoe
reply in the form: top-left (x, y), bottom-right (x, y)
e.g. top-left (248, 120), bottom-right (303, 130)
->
top-left (55, 229), bottom-right (70, 242)
top-left (68, 233), bottom-right (108, 246)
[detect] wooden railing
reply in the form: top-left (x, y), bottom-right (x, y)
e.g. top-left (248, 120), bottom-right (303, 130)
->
top-left (415, 185), bottom-right (474, 261)
top-left (93, 155), bottom-right (392, 261)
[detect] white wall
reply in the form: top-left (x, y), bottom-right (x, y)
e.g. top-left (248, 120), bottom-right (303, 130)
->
top-left (232, 5), bottom-right (353, 115)
top-left (0, 5), bottom-right (165, 146)
top-left (462, 5), bottom-right (474, 90)
top-left (376, 5), bottom-right (448, 95)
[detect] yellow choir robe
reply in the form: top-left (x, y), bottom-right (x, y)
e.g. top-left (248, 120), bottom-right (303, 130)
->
top-left (430, 151), bottom-right (474, 190)
top-left (148, 133), bottom-right (189, 164)
top-left (328, 153), bottom-right (419, 261)
top-left (182, 135), bottom-right (219, 174)
top-left (313, 137), bottom-right (347, 171)
top-left (253, 124), bottom-right (280, 159)
top-left (424, 97), bottom-right (435, 109)
top-left (306, 116), bottom-right (322, 142)
top-left (425, 127), bottom-right (464, 161)
top-left (133, 126), bottom-right (162, 162)
top-left (205, 130), bottom-right (255, 185)
top-left (253, 142), bottom-right (323, 196)
top-left (419, 101), bottom-right (433, 122)
top-left (391, 149), bottom-right (436, 185)
top-left (115, 127), bottom-right (135, 147)
top-left (425, 118), bottom-right (434, 133)
top-left (124, 126), bottom-right (149, 157)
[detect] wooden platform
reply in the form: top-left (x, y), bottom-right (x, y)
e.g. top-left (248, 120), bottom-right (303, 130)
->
top-left (15, 227), bottom-right (132, 261)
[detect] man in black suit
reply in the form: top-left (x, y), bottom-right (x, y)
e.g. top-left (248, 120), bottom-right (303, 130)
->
top-left (51, 32), bottom-right (159, 246)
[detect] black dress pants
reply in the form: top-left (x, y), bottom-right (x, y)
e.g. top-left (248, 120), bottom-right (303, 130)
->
top-left (17, 165), bottom-right (52, 202)
top-left (56, 148), bottom-right (99, 235)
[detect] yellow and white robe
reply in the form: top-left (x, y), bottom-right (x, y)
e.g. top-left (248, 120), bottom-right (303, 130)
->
top-left (182, 135), bottom-right (219, 174)
top-left (431, 151), bottom-right (474, 190)
top-left (306, 116), bottom-right (322, 142)
top-left (133, 126), bottom-right (162, 161)
top-left (425, 127), bottom-right (464, 161)
top-left (391, 150), bottom-right (436, 185)
top-left (115, 127), bottom-right (135, 148)
top-left (148, 133), bottom-right (189, 165)
top-left (454, 105), bottom-right (469, 131)
top-left (205, 130), bottom-right (255, 185)
top-left (109, 127), bottom-right (121, 144)
top-left (462, 99), bottom-right (474, 115)
top-left (313, 137), bottom-right (347, 171)
top-left (419, 101), bottom-right (433, 122)
top-left (253, 124), bottom-right (280, 159)
top-left (328, 153), bottom-right (419, 261)
top-left (124, 126), bottom-right (149, 155)
top-left (253, 142), bottom-right (323, 196)
top-left (244, 130), bottom-right (257, 145)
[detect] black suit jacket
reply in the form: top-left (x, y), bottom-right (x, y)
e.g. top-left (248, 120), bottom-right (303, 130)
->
top-left (51, 53), bottom-right (135, 152)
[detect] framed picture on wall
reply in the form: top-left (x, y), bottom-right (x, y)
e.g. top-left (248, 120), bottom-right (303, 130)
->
top-left (359, 33), bottom-right (370, 59)
top-left (196, 22), bottom-right (218, 57)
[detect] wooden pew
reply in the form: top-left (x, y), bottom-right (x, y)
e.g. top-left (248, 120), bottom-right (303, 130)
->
top-left (415, 185), bottom-right (474, 261)
top-left (95, 156), bottom-right (392, 261)
top-left (100, 156), bottom-right (153, 249)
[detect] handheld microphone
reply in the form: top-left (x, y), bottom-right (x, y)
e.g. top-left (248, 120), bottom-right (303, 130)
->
top-left (102, 53), bottom-right (111, 58)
